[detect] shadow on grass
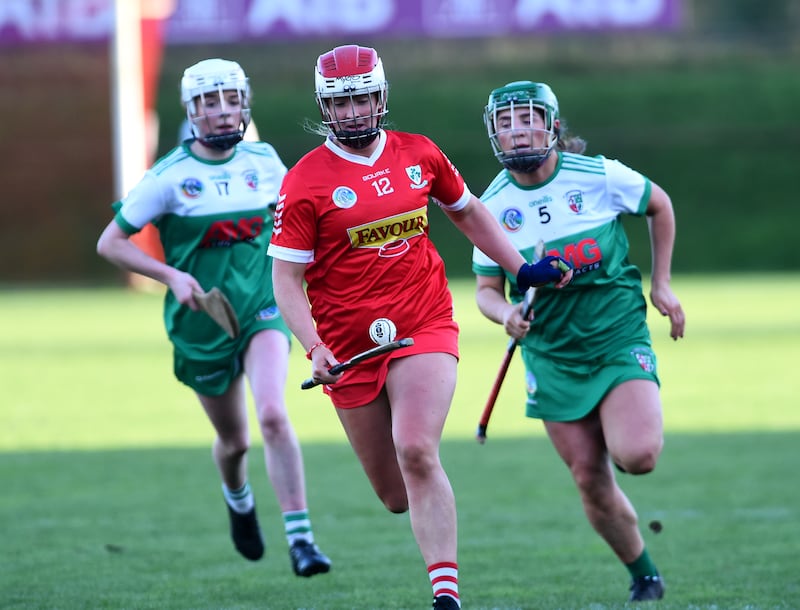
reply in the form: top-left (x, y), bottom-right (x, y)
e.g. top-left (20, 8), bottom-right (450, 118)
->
top-left (2, 432), bottom-right (798, 610)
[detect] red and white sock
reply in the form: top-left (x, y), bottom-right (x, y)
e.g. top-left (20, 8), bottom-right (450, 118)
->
top-left (428, 561), bottom-right (460, 607)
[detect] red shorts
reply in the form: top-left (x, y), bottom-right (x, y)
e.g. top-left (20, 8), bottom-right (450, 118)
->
top-left (324, 319), bottom-right (459, 409)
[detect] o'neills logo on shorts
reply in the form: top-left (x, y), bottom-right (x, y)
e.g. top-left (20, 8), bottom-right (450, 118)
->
top-left (347, 206), bottom-right (427, 258)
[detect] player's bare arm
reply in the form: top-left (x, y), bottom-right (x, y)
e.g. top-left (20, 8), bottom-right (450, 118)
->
top-left (646, 181), bottom-right (685, 339)
top-left (475, 274), bottom-right (530, 340)
top-left (96, 221), bottom-right (202, 310)
top-left (272, 258), bottom-right (343, 384)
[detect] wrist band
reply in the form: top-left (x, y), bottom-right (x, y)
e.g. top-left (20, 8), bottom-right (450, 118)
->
top-left (306, 341), bottom-right (326, 360)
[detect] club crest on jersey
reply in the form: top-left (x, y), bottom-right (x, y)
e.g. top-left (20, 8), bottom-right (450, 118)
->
top-left (256, 306), bottom-right (280, 321)
top-left (406, 165), bottom-right (428, 190)
top-left (500, 207), bottom-right (524, 232)
top-left (631, 347), bottom-right (656, 373)
top-left (243, 170), bottom-right (259, 190)
top-left (181, 178), bottom-right (203, 199)
top-left (566, 189), bottom-right (584, 214)
top-left (332, 186), bottom-right (358, 209)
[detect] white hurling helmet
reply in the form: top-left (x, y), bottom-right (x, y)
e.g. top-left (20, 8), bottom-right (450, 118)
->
top-left (180, 58), bottom-right (251, 150)
top-left (314, 45), bottom-right (388, 149)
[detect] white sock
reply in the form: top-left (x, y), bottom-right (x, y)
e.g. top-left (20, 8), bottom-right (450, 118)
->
top-left (283, 509), bottom-right (314, 545)
top-left (222, 482), bottom-right (254, 514)
top-left (428, 562), bottom-right (460, 607)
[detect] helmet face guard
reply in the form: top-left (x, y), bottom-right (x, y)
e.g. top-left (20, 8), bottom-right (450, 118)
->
top-left (484, 81), bottom-right (559, 172)
top-left (314, 45), bottom-right (388, 149)
top-left (181, 58), bottom-right (251, 151)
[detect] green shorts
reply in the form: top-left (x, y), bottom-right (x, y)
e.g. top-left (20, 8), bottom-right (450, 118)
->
top-left (521, 344), bottom-right (660, 422)
top-left (173, 305), bottom-right (291, 396)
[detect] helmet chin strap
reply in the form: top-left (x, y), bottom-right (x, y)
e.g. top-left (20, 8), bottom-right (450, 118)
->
top-left (333, 128), bottom-right (380, 149)
top-left (197, 130), bottom-right (244, 151)
top-left (502, 148), bottom-right (552, 173)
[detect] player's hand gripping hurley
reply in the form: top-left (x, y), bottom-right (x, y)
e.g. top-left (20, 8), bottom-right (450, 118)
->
top-left (192, 287), bottom-right (240, 339)
top-left (301, 338), bottom-right (415, 390)
top-left (476, 240), bottom-right (546, 444)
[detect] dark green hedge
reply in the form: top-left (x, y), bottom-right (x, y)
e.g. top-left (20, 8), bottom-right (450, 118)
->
top-left (157, 41), bottom-right (798, 276)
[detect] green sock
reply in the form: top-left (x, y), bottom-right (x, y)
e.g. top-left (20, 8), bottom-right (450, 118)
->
top-left (283, 509), bottom-right (314, 546)
top-left (625, 548), bottom-right (659, 579)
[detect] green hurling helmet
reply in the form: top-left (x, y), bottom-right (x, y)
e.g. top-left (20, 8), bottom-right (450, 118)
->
top-left (484, 81), bottom-right (559, 172)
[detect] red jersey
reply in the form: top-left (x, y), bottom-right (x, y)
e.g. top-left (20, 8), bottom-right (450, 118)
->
top-left (269, 131), bottom-right (469, 404)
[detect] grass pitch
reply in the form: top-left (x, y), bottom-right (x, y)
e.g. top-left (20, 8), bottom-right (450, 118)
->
top-left (2, 275), bottom-right (799, 609)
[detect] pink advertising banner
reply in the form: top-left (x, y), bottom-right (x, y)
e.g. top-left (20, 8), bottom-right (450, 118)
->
top-left (0, 0), bottom-right (681, 45)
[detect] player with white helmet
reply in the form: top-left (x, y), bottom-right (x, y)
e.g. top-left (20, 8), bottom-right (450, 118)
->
top-left (98, 58), bottom-right (331, 578)
top-left (180, 58), bottom-right (251, 150)
top-left (269, 45), bottom-right (572, 610)
top-left (313, 45), bottom-right (389, 148)
top-left (474, 80), bottom-right (685, 603)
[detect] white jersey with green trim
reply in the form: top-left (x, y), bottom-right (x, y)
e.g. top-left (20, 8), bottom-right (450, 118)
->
top-left (472, 151), bottom-right (654, 362)
top-left (114, 140), bottom-right (287, 357)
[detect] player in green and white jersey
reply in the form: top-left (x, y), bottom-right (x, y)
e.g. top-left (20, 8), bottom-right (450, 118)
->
top-left (97, 59), bottom-right (330, 577)
top-left (472, 81), bottom-right (685, 602)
